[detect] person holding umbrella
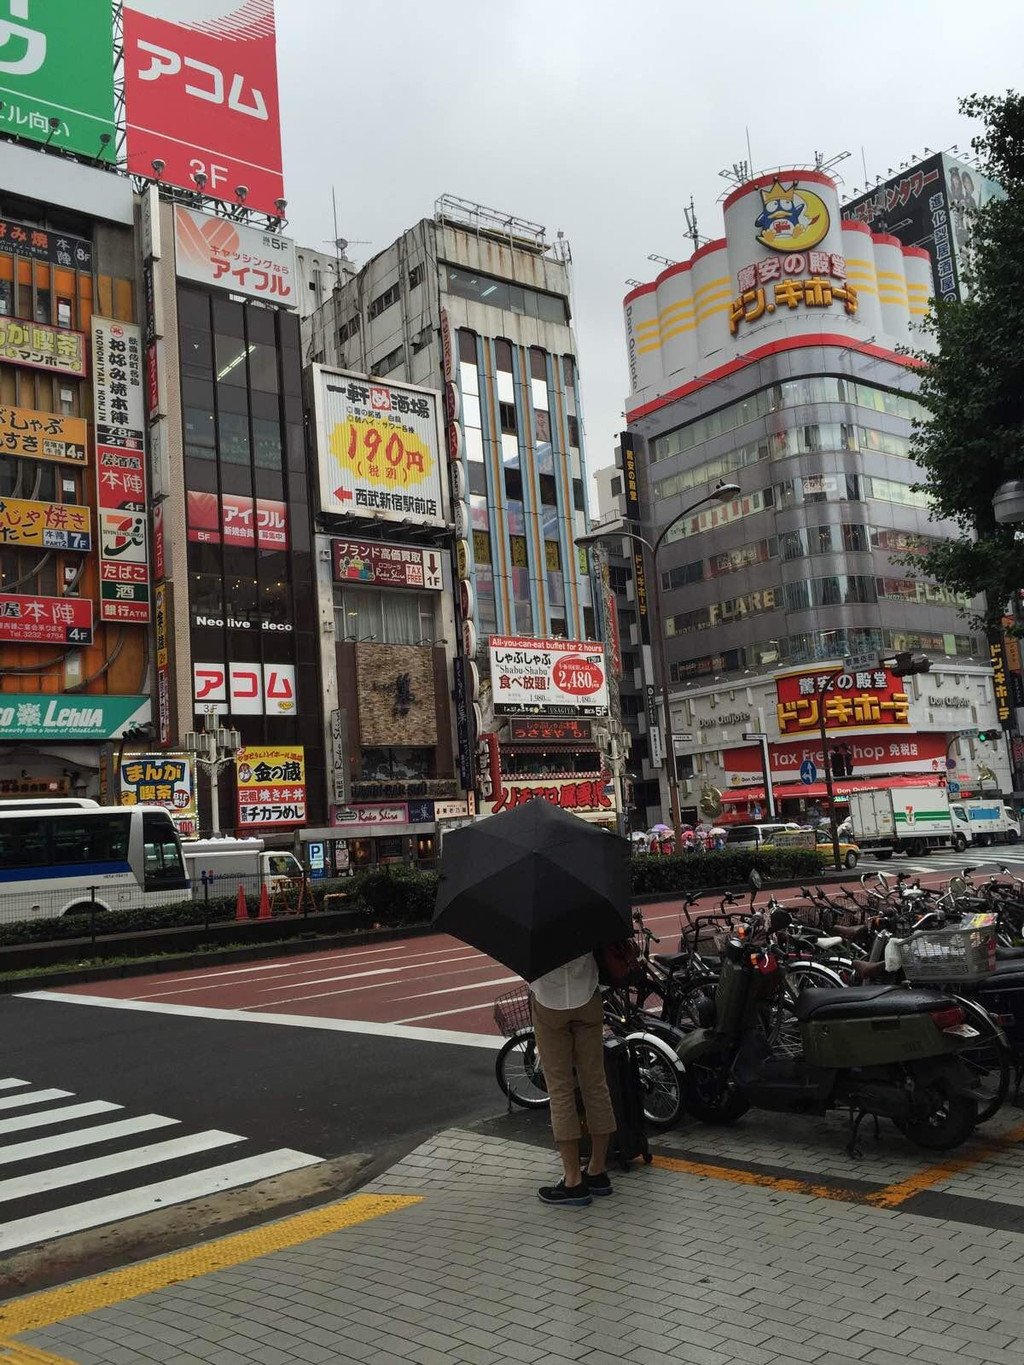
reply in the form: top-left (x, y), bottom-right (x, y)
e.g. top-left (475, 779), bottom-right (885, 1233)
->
top-left (434, 799), bottom-right (632, 1207)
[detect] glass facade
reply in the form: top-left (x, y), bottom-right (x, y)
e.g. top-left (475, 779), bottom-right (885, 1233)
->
top-left (178, 285), bottom-right (323, 821)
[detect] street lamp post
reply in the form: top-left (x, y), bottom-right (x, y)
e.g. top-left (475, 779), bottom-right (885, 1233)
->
top-left (817, 670), bottom-right (843, 872)
top-left (576, 480), bottom-right (740, 846)
top-left (184, 713), bottom-right (242, 837)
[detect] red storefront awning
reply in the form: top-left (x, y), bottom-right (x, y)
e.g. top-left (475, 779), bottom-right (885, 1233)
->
top-left (722, 774), bottom-right (945, 805)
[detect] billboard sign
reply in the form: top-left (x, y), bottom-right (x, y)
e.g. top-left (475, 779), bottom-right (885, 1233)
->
top-left (173, 206), bottom-right (296, 308)
top-left (314, 368), bottom-right (445, 528)
top-left (0, 694), bottom-right (150, 741)
top-left (775, 668), bottom-right (909, 736)
top-left (0, 218), bottom-right (92, 271)
top-left (193, 661), bottom-right (296, 716)
top-left (332, 539), bottom-right (444, 590)
top-left (0, 406), bottom-right (87, 465)
top-left (236, 745), bottom-right (306, 828)
top-left (0, 593), bottom-right (92, 645)
top-left (120, 753), bottom-right (198, 837)
top-left (93, 318), bottom-right (150, 625)
top-left (489, 636), bottom-right (609, 717)
top-left (0, 320), bottom-right (84, 375)
top-left (124, 1), bottom-right (285, 215)
top-left (0, 0), bottom-right (115, 161)
top-left (186, 490), bottom-right (288, 549)
top-left (0, 496), bottom-right (90, 550)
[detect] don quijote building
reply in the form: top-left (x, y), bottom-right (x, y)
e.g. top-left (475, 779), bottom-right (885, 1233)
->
top-left (612, 165), bottom-right (1009, 828)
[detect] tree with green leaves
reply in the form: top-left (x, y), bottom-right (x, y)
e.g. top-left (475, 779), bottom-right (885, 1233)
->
top-left (905, 91), bottom-right (1024, 632)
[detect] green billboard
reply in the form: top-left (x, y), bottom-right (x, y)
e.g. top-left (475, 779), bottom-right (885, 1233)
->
top-left (0, 694), bottom-right (150, 741)
top-left (0, 0), bottom-right (115, 162)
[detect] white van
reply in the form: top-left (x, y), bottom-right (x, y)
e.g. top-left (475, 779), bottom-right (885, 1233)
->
top-left (949, 802), bottom-right (1022, 851)
top-left (725, 822), bottom-right (801, 851)
top-left (181, 837), bottom-right (304, 894)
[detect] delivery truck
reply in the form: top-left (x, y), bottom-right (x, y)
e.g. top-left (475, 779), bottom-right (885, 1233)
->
top-left (848, 786), bottom-right (955, 858)
top-left (181, 837), bottom-right (303, 894)
top-left (949, 801), bottom-right (1021, 850)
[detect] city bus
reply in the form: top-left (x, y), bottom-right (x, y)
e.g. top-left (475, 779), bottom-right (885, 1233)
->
top-left (0, 805), bottom-right (190, 921)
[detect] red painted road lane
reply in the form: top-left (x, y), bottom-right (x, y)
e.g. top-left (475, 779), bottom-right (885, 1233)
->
top-left (47, 871), bottom-right (961, 1036)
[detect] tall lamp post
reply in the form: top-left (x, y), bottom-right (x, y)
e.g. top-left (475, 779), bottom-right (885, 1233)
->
top-left (576, 480), bottom-right (740, 846)
top-left (184, 712), bottom-right (242, 837)
top-left (741, 730), bottom-right (777, 820)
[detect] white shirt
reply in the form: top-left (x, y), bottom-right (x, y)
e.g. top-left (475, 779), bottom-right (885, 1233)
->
top-left (530, 953), bottom-right (599, 1011)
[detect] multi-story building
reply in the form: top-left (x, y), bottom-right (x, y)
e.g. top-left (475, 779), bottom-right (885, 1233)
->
top-left (615, 166), bottom-right (1008, 827)
top-left (304, 196), bottom-right (619, 837)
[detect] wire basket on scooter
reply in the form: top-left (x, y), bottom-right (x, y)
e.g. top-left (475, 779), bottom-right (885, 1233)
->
top-left (493, 986), bottom-right (533, 1037)
top-left (899, 914), bottom-right (996, 983)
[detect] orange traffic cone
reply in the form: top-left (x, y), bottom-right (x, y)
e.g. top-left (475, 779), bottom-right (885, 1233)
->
top-left (235, 884), bottom-right (248, 922)
top-left (257, 882), bottom-right (272, 920)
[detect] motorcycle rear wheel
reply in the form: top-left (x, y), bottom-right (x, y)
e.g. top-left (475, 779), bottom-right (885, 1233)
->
top-left (684, 1053), bottom-right (750, 1125)
top-left (898, 1094), bottom-right (978, 1151)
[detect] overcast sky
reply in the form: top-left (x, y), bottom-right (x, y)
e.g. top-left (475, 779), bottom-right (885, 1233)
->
top-left (277, 0), bottom-right (1021, 493)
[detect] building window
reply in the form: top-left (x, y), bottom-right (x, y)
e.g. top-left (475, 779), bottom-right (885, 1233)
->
top-left (568, 415), bottom-right (580, 448)
top-left (372, 344), bottom-right (405, 376)
top-left (368, 282), bottom-right (400, 320)
top-left (583, 607), bottom-right (597, 638)
top-left (494, 338), bottom-right (513, 371)
top-left (499, 401), bottom-right (517, 434)
top-left (444, 266), bottom-right (568, 324)
top-left (334, 586), bottom-right (436, 644)
top-left (338, 315), bottom-right (360, 344)
top-left (661, 560), bottom-right (703, 591)
top-left (458, 329), bottom-right (477, 363)
top-left (610, 476), bottom-right (622, 497)
top-left (408, 263), bottom-right (424, 290)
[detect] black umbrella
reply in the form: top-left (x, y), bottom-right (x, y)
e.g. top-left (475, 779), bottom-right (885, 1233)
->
top-left (433, 798), bottom-right (631, 981)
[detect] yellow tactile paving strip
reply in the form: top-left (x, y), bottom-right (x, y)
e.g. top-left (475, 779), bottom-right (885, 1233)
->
top-left (0, 1341), bottom-right (76, 1364)
top-left (0, 1193), bottom-right (422, 1337)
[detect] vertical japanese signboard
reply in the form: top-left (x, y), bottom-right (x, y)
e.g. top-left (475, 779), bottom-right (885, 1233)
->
top-left (989, 637), bottom-right (1012, 730)
top-left (123, 1), bottom-right (285, 215)
top-left (92, 318), bottom-right (151, 625)
top-left (236, 745), bottom-right (306, 828)
top-left (619, 432), bottom-right (641, 521)
top-left (155, 582), bottom-right (171, 745)
top-left (0, 0), bottom-right (115, 161)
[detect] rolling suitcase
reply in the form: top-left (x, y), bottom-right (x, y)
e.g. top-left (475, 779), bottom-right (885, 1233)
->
top-left (603, 1036), bottom-right (651, 1171)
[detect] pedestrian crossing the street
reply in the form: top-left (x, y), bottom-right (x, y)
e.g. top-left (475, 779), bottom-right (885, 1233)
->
top-left (0, 1076), bottom-right (323, 1255)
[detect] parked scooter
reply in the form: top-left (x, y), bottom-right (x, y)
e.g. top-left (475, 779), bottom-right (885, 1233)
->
top-left (677, 906), bottom-right (986, 1153)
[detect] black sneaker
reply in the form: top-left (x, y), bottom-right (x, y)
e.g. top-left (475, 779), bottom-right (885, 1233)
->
top-left (584, 1169), bottom-right (614, 1197)
top-left (538, 1179), bottom-right (592, 1207)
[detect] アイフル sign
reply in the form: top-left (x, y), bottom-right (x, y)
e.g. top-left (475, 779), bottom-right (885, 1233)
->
top-left (173, 206), bottom-right (296, 308)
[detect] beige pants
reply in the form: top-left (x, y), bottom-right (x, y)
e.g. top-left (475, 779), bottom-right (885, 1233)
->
top-left (531, 990), bottom-right (616, 1143)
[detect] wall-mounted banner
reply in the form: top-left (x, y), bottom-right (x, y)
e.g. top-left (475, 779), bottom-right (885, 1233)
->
top-left (0, 320), bottom-right (85, 376)
top-left (236, 745), bottom-right (306, 828)
top-left (313, 367), bottom-right (445, 528)
top-left (0, 593), bottom-right (92, 645)
top-left (93, 318), bottom-right (150, 625)
top-left (489, 636), bottom-right (609, 717)
top-left (989, 637), bottom-right (1012, 729)
top-left (173, 206), bottom-right (296, 308)
top-left (193, 662), bottom-right (296, 716)
top-left (0, 497), bottom-right (91, 550)
top-left (332, 539), bottom-right (443, 590)
top-left (186, 490), bottom-right (288, 549)
top-left (0, 407), bottom-right (87, 465)
top-left (509, 717), bottom-right (594, 742)
top-left (124, 1), bottom-right (285, 215)
top-left (0, 0), bottom-right (115, 161)
top-left (619, 433), bottom-right (641, 521)
top-left (120, 753), bottom-right (198, 837)
top-left (331, 803), bottom-right (408, 830)
top-left (0, 218), bottom-right (93, 271)
top-left (0, 694), bottom-right (150, 741)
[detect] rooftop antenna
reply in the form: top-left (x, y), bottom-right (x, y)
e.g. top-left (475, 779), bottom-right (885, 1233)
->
top-left (813, 150), bottom-right (851, 175)
top-left (647, 253), bottom-right (678, 267)
top-left (683, 198), bottom-right (709, 249)
top-left (325, 187), bottom-right (370, 264)
top-left (860, 145), bottom-right (869, 186)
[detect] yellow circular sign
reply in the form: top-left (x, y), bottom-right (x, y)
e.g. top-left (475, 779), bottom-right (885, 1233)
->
top-left (754, 180), bottom-right (830, 252)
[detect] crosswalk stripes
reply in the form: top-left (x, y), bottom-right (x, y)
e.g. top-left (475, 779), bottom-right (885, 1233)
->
top-left (0, 1077), bottom-right (324, 1255)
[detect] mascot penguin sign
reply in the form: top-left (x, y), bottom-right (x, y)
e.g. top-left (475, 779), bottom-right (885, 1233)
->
top-left (754, 179), bottom-right (830, 253)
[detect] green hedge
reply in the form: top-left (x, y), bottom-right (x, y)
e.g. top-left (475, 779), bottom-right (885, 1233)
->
top-left (629, 847), bottom-right (826, 894)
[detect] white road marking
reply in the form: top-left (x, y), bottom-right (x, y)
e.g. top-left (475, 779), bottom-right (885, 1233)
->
top-left (0, 1087), bottom-right (72, 1111)
top-left (255, 966), bottom-right (402, 991)
top-left (0, 1130), bottom-right (244, 1204)
top-left (19, 992), bottom-right (503, 1049)
top-left (391, 975), bottom-right (519, 1004)
top-left (247, 956), bottom-right (506, 1010)
top-left (394, 1000), bottom-right (507, 1024)
top-left (0, 1100), bottom-right (121, 1135)
top-left (0, 1078), bottom-right (27, 1091)
top-left (0, 1148), bottom-right (323, 1254)
top-left (0, 1114), bottom-right (179, 1167)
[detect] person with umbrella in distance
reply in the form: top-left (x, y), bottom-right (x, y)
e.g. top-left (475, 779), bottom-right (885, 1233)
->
top-left (434, 799), bottom-right (632, 1207)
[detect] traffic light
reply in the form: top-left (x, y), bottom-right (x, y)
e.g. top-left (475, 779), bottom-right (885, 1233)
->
top-left (879, 652), bottom-right (932, 678)
top-left (977, 729), bottom-right (1002, 743)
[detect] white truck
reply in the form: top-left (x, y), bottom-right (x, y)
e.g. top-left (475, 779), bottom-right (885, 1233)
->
top-left (849, 787), bottom-right (1021, 857)
top-left (949, 801), bottom-right (1021, 851)
top-left (181, 837), bottom-right (304, 894)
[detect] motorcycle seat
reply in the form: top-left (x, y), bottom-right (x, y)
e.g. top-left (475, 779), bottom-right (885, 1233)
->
top-left (816, 936), bottom-right (844, 951)
top-left (794, 984), bottom-right (952, 1022)
top-left (996, 946), bottom-right (1024, 962)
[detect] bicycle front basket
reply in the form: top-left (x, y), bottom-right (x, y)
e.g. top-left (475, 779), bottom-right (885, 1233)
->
top-left (899, 914), bottom-right (996, 983)
top-left (493, 986), bottom-right (533, 1038)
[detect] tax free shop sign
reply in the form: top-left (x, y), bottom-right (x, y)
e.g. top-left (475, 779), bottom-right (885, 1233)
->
top-left (0, 694), bottom-right (151, 740)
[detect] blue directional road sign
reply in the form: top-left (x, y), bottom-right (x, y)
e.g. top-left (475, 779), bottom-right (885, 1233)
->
top-left (947, 780), bottom-right (961, 797)
top-left (800, 759), bottom-right (817, 785)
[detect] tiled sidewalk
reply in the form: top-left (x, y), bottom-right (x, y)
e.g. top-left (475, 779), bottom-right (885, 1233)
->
top-left (9, 1126), bottom-right (1024, 1365)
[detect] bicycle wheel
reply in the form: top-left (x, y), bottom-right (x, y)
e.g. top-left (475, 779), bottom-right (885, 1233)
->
top-left (954, 997), bottom-right (1011, 1124)
top-left (628, 1038), bottom-right (683, 1130)
top-left (495, 1030), bottom-right (550, 1109)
